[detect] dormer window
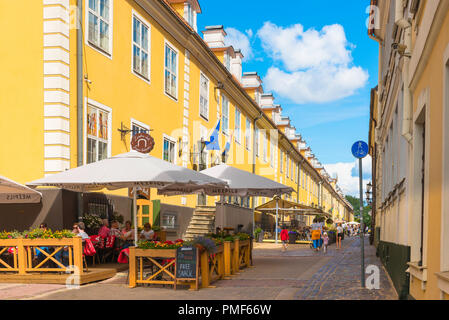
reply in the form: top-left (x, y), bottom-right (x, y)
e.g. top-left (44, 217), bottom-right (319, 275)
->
top-left (184, 2), bottom-right (197, 31)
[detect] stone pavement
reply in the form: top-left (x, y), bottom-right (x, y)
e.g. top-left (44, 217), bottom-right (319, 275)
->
top-left (0, 236), bottom-right (397, 300)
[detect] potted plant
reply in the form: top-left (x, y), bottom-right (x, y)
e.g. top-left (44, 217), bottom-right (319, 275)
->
top-left (288, 230), bottom-right (298, 244)
top-left (254, 227), bottom-right (264, 242)
top-left (82, 213), bottom-right (103, 234)
top-left (186, 236), bottom-right (217, 254)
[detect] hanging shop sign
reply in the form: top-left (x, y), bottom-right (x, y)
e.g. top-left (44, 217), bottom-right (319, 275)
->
top-left (131, 133), bottom-right (155, 154)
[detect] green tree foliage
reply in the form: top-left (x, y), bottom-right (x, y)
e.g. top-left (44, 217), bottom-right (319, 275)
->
top-left (345, 195), bottom-right (372, 226)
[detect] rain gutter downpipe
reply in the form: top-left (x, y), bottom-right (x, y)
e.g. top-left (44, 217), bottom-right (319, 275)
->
top-left (395, 0), bottom-right (413, 143)
top-left (251, 111), bottom-right (263, 237)
top-left (77, 0), bottom-right (84, 220)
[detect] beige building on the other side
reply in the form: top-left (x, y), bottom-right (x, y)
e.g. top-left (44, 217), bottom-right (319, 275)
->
top-left (368, 0), bottom-right (449, 300)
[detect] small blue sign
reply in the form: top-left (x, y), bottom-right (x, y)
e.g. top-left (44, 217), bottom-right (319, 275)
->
top-left (351, 141), bottom-right (369, 159)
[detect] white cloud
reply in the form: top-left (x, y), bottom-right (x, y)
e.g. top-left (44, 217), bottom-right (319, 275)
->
top-left (224, 28), bottom-right (254, 61)
top-left (257, 22), bottom-right (368, 104)
top-left (324, 156), bottom-right (372, 197)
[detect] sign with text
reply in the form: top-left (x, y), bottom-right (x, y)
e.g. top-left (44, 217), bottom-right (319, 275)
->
top-left (175, 246), bottom-right (199, 290)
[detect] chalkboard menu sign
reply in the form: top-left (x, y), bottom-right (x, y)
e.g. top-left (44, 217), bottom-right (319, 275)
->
top-left (175, 246), bottom-right (199, 290)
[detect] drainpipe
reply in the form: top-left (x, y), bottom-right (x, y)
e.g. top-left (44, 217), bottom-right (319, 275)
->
top-left (77, 0), bottom-right (84, 219)
top-left (395, 0), bottom-right (413, 143)
top-left (251, 112), bottom-right (263, 236)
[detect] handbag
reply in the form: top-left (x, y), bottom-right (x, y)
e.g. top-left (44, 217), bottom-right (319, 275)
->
top-left (83, 239), bottom-right (97, 256)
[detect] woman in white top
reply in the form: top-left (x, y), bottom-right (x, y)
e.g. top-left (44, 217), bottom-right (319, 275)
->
top-left (140, 223), bottom-right (155, 241)
top-left (336, 223), bottom-right (344, 250)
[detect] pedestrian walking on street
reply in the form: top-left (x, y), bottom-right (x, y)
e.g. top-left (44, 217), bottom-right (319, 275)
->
top-left (322, 232), bottom-right (329, 254)
top-left (336, 223), bottom-right (344, 250)
top-left (280, 226), bottom-right (289, 252)
top-left (311, 218), bottom-right (322, 252)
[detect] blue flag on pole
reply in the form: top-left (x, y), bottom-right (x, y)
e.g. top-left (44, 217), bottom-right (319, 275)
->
top-left (205, 120), bottom-right (220, 150)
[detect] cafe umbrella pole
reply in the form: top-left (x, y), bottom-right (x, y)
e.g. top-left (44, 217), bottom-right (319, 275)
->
top-left (133, 186), bottom-right (138, 246)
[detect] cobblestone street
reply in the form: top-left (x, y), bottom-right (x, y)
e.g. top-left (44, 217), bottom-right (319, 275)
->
top-left (0, 236), bottom-right (397, 300)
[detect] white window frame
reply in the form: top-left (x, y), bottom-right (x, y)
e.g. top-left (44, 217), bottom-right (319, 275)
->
top-left (85, 0), bottom-right (113, 59)
top-left (270, 138), bottom-right (274, 168)
top-left (164, 40), bottom-right (179, 101)
top-left (199, 72), bottom-right (209, 120)
top-left (262, 131), bottom-right (267, 162)
top-left (221, 95), bottom-right (229, 135)
top-left (286, 155), bottom-right (290, 178)
top-left (280, 150), bottom-right (284, 173)
top-left (235, 108), bottom-right (241, 144)
top-left (131, 11), bottom-right (151, 83)
top-left (245, 118), bottom-right (251, 151)
top-left (255, 126), bottom-right (259, 157)
top-left (162, 134), bottom-right (177, 164)
top-left (83, 98), bottom-right (112, 165)
top-left (130, 118), bottom-right (150, 150)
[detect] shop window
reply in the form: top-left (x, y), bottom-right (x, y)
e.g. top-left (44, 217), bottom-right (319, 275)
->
top-left (87, 104), bottom-right (110, 164)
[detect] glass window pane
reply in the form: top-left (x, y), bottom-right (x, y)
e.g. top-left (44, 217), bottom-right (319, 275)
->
top-left (141, 52), bottom-right (148, 77)
top-left (87, 106), bottom-right (97, 137)
top-left (89, 0), bottom-right (98, 12)
top-left (165, 46), bottom-right (170, 69)
top-left (171, 74), bottom-right (176, 96)
top-left (133, 45), bottom-right (141, 73)
top-left (88, 13), bottom-right (99, 44)
top-left (100, 21), bottom-right (109, 51)
top-left (100, 0), bottom-right (109, 20)
top-left (133, 18), bottom-right (140, 44)
top-left (87, 138), bottom-right (97, 164)
top-left (98, 141), bottom-right (107, 161)
top-left (141, 26), bottom-right (148, 51)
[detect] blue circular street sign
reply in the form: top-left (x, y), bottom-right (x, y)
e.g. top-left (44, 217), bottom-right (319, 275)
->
top-left (351, 141), bottom-right (369, 159)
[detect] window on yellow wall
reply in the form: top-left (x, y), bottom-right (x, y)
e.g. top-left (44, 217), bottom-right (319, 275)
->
top-left (262, 131), bottom-right (267, 162)
top-left (270, 139), bottom-right (274, 168)
top-left (164, 43), bottom-right (178, 99)
top-left (245, 118), bottom-right (251, 150)
top-left (286, 156), bottom-right (290, 178)
top-left (280, 151), bottom-right (284, 173)
top-left (199, 72), bottom-right (209, 120)
top-left (87, 104), bottom-right (110, 164)
top-left (255, 127), bottom-right (259, 157)
top-left (87, 0), bottom-right (112, 54)
top-left (235, 108), bottom-right (241, 143)
top-left (132, 15), bottom-right (150, 81)
top-left (222, 95), bottom-right (229, 135)
top-left (290, 159), bottom-right (294, 181)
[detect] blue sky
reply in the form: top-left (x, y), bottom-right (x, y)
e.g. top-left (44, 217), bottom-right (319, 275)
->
top-left (197, 0), bottom-right (377, 195)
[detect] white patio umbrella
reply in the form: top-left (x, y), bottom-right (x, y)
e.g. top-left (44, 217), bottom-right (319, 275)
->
top-left (0, 175), bottom-right (42, 204)
top-left (159, 164), bottom-right (294, 243)
top-left (27, 151), bottom-right (228, 244)
top-left (159, 164), bottom-right (294, 197)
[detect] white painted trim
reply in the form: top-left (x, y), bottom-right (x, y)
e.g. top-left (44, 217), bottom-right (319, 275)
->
top-left (85, 0), bottom-right (114, 60)
top-left (43, 20), bottom-right (69, 36)
top-left (43, 6), bottom-right (69, 23)
top-left (131, 9), bottom-right (151, 85)
top-left (44, 104), bottom-right (70, 118)
top-left (44, 118), bottom-right (70, 132)
top-left (441, 44), bottom-right (449, 272)
top-left (44, 62), bottom-right (70, 78)
top-left (163, 39), bottom-right (180, 101)
top-left (44, 132), bottom-right (70, 146)
top-left (45, 145), bottom-right (70, 159)
top-left (44, 76), bottom-right (70, 91)
top-left (84, 98), bottom-right (113, 165)
top-left (44, 48), bottom-right (70, 64)
top-left (44, 0), bottom-right (69, 8)
top-left (43, 33), bottom-right (70, 49)
top-left (44, 159), bottom-right (70, 172)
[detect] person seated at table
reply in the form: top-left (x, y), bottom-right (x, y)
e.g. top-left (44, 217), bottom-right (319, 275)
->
top-left (109, 220), bottom-right (121, 237)
top-left (34, 223), bottom-right (50, 264)
top-left (120, 221), bottom-right (135, 248)
top-left (73, 222), bottom-right (89, 240)
top-left (139, 223), bottom-right (155, 241)
top-left (98, 219), bottom-right (110, 238)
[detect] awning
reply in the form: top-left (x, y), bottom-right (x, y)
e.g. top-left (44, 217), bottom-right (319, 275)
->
top-left (255, 198), bottom-right (330, 217)
top-left (0, 175), bottom-right (42, 204)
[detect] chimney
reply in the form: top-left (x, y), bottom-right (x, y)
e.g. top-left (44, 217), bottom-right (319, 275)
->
top-left (242, 72), bottom-right (262, 88)
top-left (202, 25), bottom-right (226, 48)
top-left (230, 50), bottom-right (244, 82)
top-left (260, 93), bottom-right (275, 108)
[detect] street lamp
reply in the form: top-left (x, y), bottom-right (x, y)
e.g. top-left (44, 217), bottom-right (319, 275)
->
top-left (365, 182), bottom-right (372, 205)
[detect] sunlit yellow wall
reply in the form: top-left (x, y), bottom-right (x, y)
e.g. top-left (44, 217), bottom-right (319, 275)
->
top-left (0, 0), bottom-right (44, 184)
top-left (0, 0), bottom-right (351, 227)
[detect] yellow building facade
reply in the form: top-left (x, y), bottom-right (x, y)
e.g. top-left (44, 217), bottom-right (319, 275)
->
top-left (0, 0), bottom-right (351, 229)
top-left (369, 0), bottom-right (449, 300)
